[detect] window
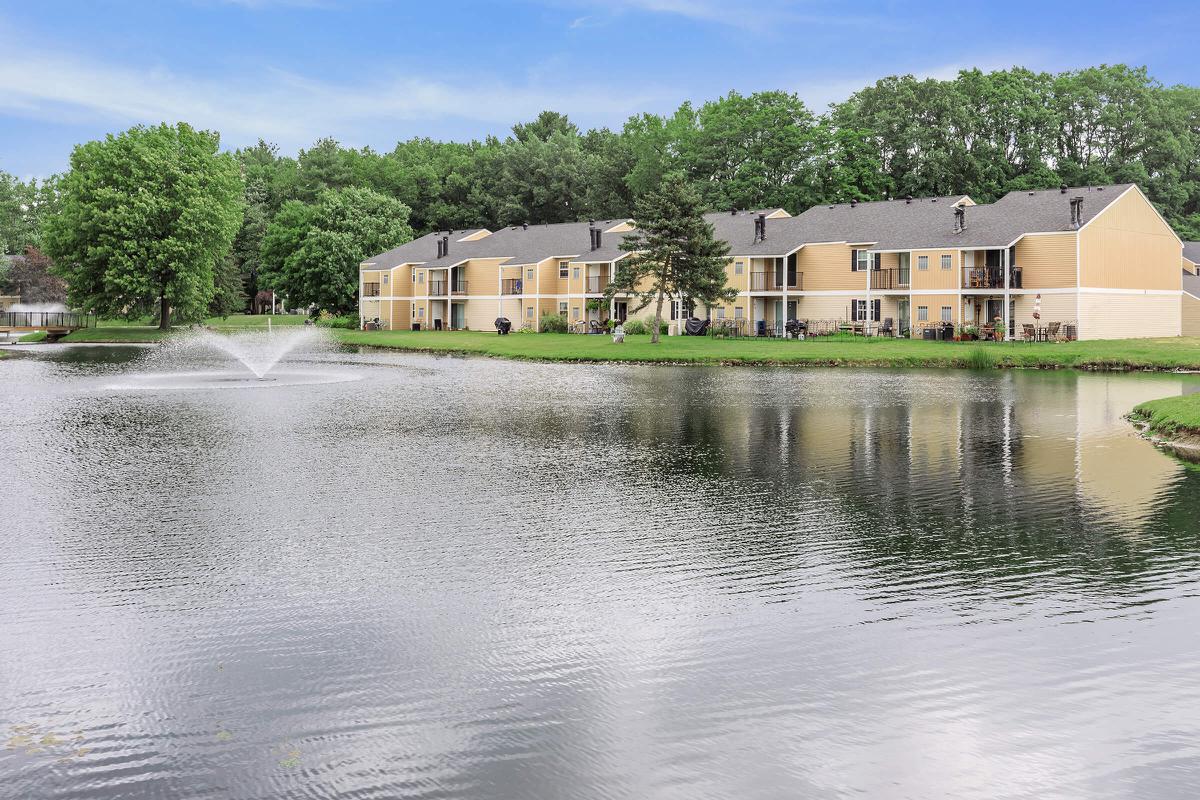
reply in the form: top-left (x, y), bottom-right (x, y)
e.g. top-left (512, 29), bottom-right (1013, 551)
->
top-left (527, 269), bottom-right (534, 281)
top-left (917, 305), bottom-right (928, 321)
top-left (418, 307), bottom-right (425, 318)
top-left (735, 260), bottom-right (745, 275)
top-left (572, 267), bottom-right (580, 280)
top-left (855, 299), bottom-right (867, 320)
top-left (418, 271), bottom-right (425, 283)
top-left (855, 250), bottom-right (871, 271)
top-left (559, 260), bottom-right (569, 278)
top-left (382, 274), bottom-right (389, 285)
top-left (526, 307), bottom-right (534, 318)
top-left (558, 302), bottom-right (568, 315)
top-left (918, 256), bottom-right (929, 271)
top-left (941, 306), bottom-right (952, 322)
top-left (940, 254), bottom-right (952, 270)
top-left (734, 307), bottom-right (745, 320)
top-left (716, 307), bottom-right (726, 320)
top-left (363, 282), bottom-right (380, 297)
top-left (572, 306), bottom-right (581, 320)
top-left (670, 301), bottom-right (681, 321)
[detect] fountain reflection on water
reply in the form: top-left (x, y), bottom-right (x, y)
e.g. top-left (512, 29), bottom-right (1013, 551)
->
top-left (107, 325), bottom-right (359, 390)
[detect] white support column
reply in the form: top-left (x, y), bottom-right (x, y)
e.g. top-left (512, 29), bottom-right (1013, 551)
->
top-left (1003, 247), bottom-right (1011, 341)
top-left (781, 256), bottom-right (788, 337)
top-left (865, 252), bottom-right (873, 337)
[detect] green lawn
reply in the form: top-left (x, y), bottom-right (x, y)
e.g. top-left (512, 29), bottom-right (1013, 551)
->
top-left (41, 321), bottom-right (1200, 372)
top-left (1132, 394), bottom-right (1200, 436)
top-left (334, 329), bottom-right (1200, 371)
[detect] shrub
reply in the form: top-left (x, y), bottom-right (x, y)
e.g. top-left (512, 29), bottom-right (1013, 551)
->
top-left (539, 312), bottom-right (568, 333)
top-left (622, 318), bottom-right (647, 335)
top-left (315, 310), bottom-right (357, 329)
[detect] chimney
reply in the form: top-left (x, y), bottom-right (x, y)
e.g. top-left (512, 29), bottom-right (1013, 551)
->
top-left (753, 213), bottom-right (767, 243)
top-left (953, 206), bottom-right (966, 234)
top-left (1070, 196), bottom-right (1084, 228)
top-left (441, 234), bottom-right (449, 257)
top-left (595, 228), bottom-right (602, 250)
top-left (436, 237), bottom-right (444, 258)
top-left (589, 226), bottom-right (600, 251)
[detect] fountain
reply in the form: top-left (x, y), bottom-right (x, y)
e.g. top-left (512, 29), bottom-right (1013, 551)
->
top-left (107, 325), bottom-right (359, 391)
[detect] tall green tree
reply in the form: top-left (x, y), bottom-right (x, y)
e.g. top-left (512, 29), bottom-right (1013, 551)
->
top-left (606, 174), bottom-right (734, 344)
top-left (44, 123), bottom-right (243, 329)
top-left (259, 186), bottom-right (413, 313)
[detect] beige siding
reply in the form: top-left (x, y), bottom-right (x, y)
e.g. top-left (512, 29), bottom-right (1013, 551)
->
top-left (461, 258), bottom-right (506, 296)
top-left (795, 295), bottom-right (854, 321)
top-left (1183, 293), bottom-right (1200, 337)
top-left (1080, 187), bottom-right (1181, 290)
top-left (910, 249), bottom-right (958, 291)
top-left (911, 294), bottom-right (959, 330)
top-left (1077, 292), bottom-right (1181, 339)
top-left (1014, 233), bottom-right (1076, 289)
top-left (463, 299), bottom-right (501, 331)
top-left (1009, 293), bottom-right (1076, 333)
top-left (798, 243), bottom-right (859, 291)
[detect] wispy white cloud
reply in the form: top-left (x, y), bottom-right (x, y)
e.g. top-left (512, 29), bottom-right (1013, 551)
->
top-left (0, 36), bottom-right (662, 152)
top-left (552, 0), bottom-right (884, 32)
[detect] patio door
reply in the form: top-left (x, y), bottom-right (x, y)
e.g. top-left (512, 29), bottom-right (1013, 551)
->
top-left (451, 303), bottom-right (465, 330)
top-left (774, 300), bottom-right (784, 329)
top-left (786, 300), bottom-right (797, 321)
top-left (898, 299), bottom-right (910, 336)
top-left (614, 301), bottom-right (628, 322)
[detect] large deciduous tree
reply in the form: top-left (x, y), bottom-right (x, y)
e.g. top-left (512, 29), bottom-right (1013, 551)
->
top-left (259, 187), bottom-right (413, 313)
top-left (6, 247), bottom-right (66, 304)
top-left (606, 174), bottom-right (734, 344)
top-left (44, 123), bottom-right (243, 329)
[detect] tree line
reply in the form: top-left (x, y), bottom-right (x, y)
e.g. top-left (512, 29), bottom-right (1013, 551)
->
top-left (2, 64), bottom-right (1199, 321)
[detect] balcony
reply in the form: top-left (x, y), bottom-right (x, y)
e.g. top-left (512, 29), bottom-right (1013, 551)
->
top-left (586, 274), bottom-right (610, 293)
top-left (501, 278), bottom-right (523, 295)
top-left (363, 282), bottom-right (380, 297)
top-left (868, 268), bottom-right (909, 290)
top-left (428, 280), bottom-right (447, 296)
top-left (451, 280), bottom-right (468, 295)
top-left (749, 272), bottom-right (803, 291)
top-left (962, 266), bottom-right (1022, 290)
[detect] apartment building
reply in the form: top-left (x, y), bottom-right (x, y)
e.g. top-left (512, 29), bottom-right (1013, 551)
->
top-left (360, 183), bottom-right (1185, 340)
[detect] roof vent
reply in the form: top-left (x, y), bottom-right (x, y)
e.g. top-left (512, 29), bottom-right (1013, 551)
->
top-left (1060, 184), bottom-right (1069, 193)
top-left (953, 206), bottom-right (966, 234)
top-left (850, 199), bottom-right (857, 208)
top-left (1028, 191), bottom-right (1035, 196)
top-left (1070, 196), bottom-right (1084, 228)
top-left (522, 222), bottom-right (528, 230)
top-left (1097, 186), bottom-right (1104, 191)
top-left (931, 198), bottom-right (938, 203)
top-left (730, 207), bottom-right (737, 216)
top-left (905, 195), bottom-right (913, 204)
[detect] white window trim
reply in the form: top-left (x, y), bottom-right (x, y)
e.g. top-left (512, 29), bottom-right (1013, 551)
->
top-left (940, 254), bottom-right (952, 270)
top-left (917, 256), bottom-right (929, 271)
top-left (917, 305), bottom-right (929, 321)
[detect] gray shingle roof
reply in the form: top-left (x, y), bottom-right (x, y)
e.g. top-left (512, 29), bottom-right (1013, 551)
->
top-left (1183, 242), bottom-right (1200, 264)
top-left (363, 185), bottom-right (1147, 271)
top-left (1184, 269), bottom-right (1200, 298)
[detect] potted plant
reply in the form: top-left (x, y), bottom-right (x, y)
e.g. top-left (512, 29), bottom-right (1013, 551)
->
top-left (960, 324), bottom-right (979, 341)
top-left (993, 316), bottom-right (1004, 342)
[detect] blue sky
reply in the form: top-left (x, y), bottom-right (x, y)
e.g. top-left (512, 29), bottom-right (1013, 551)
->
top-left (1, 0), bottom-right (1197, 177)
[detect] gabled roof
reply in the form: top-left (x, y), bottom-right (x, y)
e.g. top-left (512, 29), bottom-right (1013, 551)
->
top-left (1183, 242), bottom-right (1200, 265)
top-left (949, 184), bottom-right (1134, 248)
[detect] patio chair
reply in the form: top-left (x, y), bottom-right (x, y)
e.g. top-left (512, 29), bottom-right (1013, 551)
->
top-left (880, 317), bottom-right (894, 337)
top-left (1022, 323), bottom-right (1035, 342)
top-left (589, 319), bottom-right (606, 335)
top-left (1046, 321), bottom-right (1061, 341)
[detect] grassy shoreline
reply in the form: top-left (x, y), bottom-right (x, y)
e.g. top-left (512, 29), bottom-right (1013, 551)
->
top-left (333, 329), bottom-right (1200, 371)
top-left (19, 317), bottom-right (1200, 372)
top-left (1129, 394), bottom-right (1200, 462)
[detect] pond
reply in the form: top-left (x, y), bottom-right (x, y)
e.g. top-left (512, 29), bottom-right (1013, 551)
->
top-left (2, 343), bottom-right (1199, 799)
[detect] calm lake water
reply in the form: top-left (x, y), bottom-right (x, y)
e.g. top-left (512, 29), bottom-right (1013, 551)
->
top-left (2, 343), bottom-right (1200, 800)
